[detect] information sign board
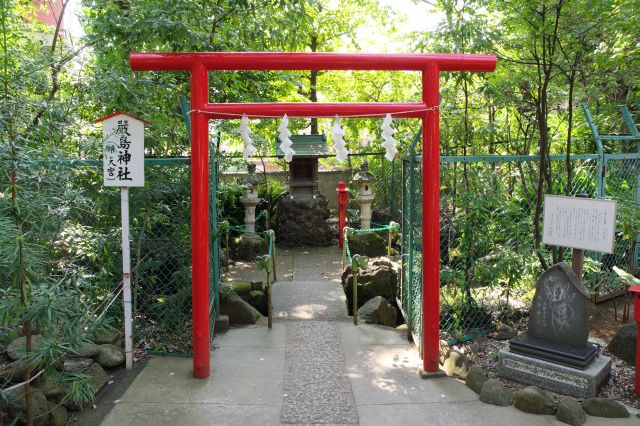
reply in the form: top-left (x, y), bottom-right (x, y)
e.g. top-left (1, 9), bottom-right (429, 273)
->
top-left (542, 195), bottom-right (617, 254)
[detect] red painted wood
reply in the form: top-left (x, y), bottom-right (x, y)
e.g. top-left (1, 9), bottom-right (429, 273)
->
top-left (422, 63), bottom-right (441, 373)
top-left (130, 52), bottom-right (496, 72)
top-left (190, 63), bottom-right (211, 378)
top-left (200, 102), bottom-right (428, 118)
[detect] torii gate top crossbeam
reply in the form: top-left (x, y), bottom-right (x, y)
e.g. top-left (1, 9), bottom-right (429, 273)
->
top-left (130, 52), bottom-right (496, 72)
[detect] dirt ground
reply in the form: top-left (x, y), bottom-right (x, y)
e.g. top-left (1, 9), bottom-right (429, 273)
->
top-left (588, 292), bottom-right (636, 341)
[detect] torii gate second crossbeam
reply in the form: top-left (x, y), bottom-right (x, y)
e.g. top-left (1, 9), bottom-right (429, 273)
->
top-left (129, 52), bottom-right (497, 378)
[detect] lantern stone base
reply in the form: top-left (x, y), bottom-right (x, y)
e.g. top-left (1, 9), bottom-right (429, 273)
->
top-left (498, 348), bottom-right (611, 398)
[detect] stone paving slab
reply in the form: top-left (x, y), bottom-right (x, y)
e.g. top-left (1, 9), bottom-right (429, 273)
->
top-left (214, 323), bottom-right (286, 348)
top-left (272, 281), bottom-right (348, 321)
top-left (224, 253), bottom-right (294, 283)
top-left (103, 402), bottom-right (282, 426)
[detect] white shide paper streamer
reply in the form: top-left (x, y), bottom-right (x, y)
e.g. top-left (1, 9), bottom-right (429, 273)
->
top-left (332, 117), bottom-right (349, 163)
top-left (278, 114), bottom-right (295, 162)
top-left (381, 113), bottom-right (398, 161)
top-left (239, 115), bottom-right (256, 160)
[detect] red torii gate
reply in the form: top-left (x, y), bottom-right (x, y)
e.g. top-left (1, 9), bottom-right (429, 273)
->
top-left (130, 52), bottom-right (496, 378)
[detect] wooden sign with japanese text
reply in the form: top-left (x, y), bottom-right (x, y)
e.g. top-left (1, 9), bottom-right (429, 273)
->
top-left (101, 113), bottom-right (145, 187)
top-left (542, 195), bottom-right (617, 254)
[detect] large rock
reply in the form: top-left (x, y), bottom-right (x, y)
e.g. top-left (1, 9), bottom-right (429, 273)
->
top-left (86, 362), bottom-right (109, 394)
top-left (466, 366), bottom-right (489, 394)
top-left (357, 296), bottom-right (397, 327)
top-left (7, 334), bottom-right (43, 361)
top-left (443, 350), bottom-right (470, 380)
top-left (94, 329), bottom-right (121, 346)
top-left (514, 386), bottom-right (556, 415)
top-left (479, 379), bottom-right (514, 406)
top-left (34, 374), bottom-right (65, 399)
top-left (608, 322), bottom-right (636, 365)
top-left (342, 257), bottom-right (399, 315)
top-left (347, 231), bottom-right (387, 257)
top-left (494, 322), bottom-right (518, 340)
top-left (66, 363), bottom-right (108, 411)
top-left (273, 196), bottom-right (333, 247)
top-left (74, 341), bottom-right (101, 358)
top-left (63, 357), bottom-right (94, 372)
top-left (0, 360), bottom-right (30, 382)
top-left (225, 281), bottom-right (266, 314)
top-left (582, 397), bottom-right (630, 418)
top-left (11, 389), bottom-right (50, 426)
top-left (556, 397), bottom-right (586, 426)
top-left (220, 292), bottom-right (262, 325)
top-left (231, 233), bottom-right (268, 261)
top-left (49, 401), bottom-right (69, 426)
top-left (96, 344), bottom-right (125, 368)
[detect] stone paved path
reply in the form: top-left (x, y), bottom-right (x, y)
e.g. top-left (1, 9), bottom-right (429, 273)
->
top-left (273, 246), bottom-right (358, 424)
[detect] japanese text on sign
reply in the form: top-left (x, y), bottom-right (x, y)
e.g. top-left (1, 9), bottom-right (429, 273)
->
top-left (542, 195), bottom-right (617, 254)
top-left (103, 115), bottom-right (144, 187)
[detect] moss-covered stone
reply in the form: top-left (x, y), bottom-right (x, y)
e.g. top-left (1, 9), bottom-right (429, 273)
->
top-left (341, 257), bottom-right (399, 315)
top-left (479, 379), bottom-right (514, 406)
top-left (347, 232), bottom-right (387, 257)
top-left (556, 397), bottom-right (585, 426)
top-left (465, 366), bottom-right (489, 394)
top-left (231, 234), bottom-right (268, 261)
top-left (514, 386), bottom-right (556, 415)
top-left (582, 397), bottom-right (630, 418)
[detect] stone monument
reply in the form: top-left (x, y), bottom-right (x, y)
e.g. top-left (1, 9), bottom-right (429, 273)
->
top-left (498, 262), bottom-right (611, 398)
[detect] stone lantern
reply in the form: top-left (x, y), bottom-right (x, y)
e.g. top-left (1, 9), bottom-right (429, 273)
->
top-left (240, 163), bottom-right (262, 232)
top-left (353, 161), bottom-right (375, 230)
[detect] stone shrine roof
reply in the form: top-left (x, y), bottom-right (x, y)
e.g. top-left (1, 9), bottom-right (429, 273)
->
top-left (275, 134), bottom-right (330, 158)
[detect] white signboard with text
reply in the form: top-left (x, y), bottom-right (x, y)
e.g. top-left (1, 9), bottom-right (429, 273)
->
top-left (542, 194), bottom-right (617, 254)
top-left (102, 113), bottom-right (145, 187)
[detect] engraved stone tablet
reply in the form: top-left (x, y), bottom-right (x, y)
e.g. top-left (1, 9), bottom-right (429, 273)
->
top-left (510, 262), bottom-right (598, 369)
top-left (528, 262), bottom-right (588, 346)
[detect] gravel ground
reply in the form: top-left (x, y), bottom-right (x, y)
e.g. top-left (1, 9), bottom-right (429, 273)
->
top-left (454, 333), bottom-right (640, 410)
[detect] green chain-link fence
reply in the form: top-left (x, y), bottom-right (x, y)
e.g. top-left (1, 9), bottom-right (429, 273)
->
top-left (37, 157), bottom-right (221, 356)
top-left (401, 151), bottom-right (640, 344)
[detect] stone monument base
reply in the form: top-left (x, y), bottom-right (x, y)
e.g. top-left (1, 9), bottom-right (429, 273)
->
top-left (509, 333), bottom-right (598, 369)
top-left (498, 348), bottom-right (611, 398)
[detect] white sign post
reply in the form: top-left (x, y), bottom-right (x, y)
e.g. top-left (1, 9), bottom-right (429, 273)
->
top-left (97, 112), bottom-right (147, 370)
top-left (543, 194), bottom-right (617, 279)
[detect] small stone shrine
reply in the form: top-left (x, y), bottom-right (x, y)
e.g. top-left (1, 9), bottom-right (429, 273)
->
top-left (276, 134), bottom-right (329, 198)
top-left (498, 262), bottom-right (611, 398)
top-left (273, 134), bottom-right (333, 247)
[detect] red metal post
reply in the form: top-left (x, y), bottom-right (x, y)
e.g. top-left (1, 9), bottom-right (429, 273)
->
top-left (337, 181), bottom-right (349, 248)
top-left (630, 285), bottom-right (640, 395)
top-left (190, 62), bottom-right (211, 378)
top-left (422, 63), bottom-right (441, 373)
